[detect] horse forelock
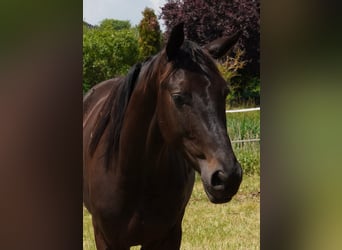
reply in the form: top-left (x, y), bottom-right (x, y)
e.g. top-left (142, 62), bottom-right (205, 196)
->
top-left (160, 40), bottom-right (220, 85)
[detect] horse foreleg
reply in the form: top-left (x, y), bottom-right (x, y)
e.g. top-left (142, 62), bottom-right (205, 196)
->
top-left (141, 223), bottom-right (182, 250)
top-left (92, 218), bottom-right (110, 250)
top-left (92, 217), bottom-right (130, 250)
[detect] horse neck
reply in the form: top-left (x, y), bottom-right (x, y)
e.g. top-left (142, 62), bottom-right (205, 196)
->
top-left (114, 68), bottom-right (162, 174)
top-left (112, 74), bottom-right (192, 192)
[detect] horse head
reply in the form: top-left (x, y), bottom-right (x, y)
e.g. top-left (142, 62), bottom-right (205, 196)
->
top-left (155, 23), bottom-right (243, 203)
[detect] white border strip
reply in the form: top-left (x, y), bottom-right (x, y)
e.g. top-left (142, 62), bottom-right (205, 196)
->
top-left (226, 107), bottom-right (260, 113)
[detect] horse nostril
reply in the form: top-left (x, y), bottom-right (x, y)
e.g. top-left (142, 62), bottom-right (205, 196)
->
top-left (211, 170), bottom-right (227, 189)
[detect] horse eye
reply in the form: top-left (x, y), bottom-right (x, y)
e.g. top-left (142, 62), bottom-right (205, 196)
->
top-left (172, 94), bottom-right (185, 107)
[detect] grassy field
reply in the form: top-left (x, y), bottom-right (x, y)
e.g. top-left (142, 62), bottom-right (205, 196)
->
top-left (83, 174), bottom-right (259, 250)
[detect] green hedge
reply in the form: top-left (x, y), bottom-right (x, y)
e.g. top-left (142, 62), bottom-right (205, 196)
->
top-left (83, 23), bottom-right (139, 93)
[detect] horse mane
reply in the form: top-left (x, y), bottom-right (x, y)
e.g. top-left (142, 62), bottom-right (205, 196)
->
top-left (88, 62), bottom-right (142, 167)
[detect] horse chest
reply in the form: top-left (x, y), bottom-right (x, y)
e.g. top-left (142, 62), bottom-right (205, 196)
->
top-left (123, 191), bottom-right (190, 244)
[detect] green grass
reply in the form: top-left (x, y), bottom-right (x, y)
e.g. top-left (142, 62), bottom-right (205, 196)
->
top-left (181, 174), bottom-right (259, 250)
top-left (227, 111), bottom-right (260, 141)
top-left (83, 206), bottom-right (95, 250)
top-left (83, 174), bottom-right (260, 250)
top-left (233, 142), bottom-right (260, 175)
top-left (227, 110), bottom-right (260, 175)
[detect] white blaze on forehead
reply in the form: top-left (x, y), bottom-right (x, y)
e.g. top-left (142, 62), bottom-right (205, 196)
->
top-left (202, 75), bottom-right (219, 132)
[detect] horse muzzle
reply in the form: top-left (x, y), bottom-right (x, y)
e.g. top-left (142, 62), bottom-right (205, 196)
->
top-left (201, 161), bottom-right (243, 204)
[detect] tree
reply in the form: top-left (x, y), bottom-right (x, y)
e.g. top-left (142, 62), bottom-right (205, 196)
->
top-left (161, 0), bottom-right (260, 76)
top-left (83, 20), bottom-right (139, 92)
top-left (138, 7), bottom-right (162, 60)
top-left (99, 19), bottom-right (131, 31)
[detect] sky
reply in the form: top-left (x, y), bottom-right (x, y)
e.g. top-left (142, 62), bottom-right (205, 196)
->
top-left (83, 0), bottom-right (166, 29)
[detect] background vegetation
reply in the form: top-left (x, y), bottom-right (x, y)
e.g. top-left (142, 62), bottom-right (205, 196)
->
top-left (161, 0), bottom-right (260, 76)
top-left (82, 0), bottom-right (260, 105)
top-left (138, 7), bottom-right (162, 60)
top-left (228, 111), bottom-right (260, 175)
top-left (83, 20), bottom-right (139, 93)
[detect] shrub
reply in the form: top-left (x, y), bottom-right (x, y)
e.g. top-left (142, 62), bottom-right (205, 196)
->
top-left (83, 21), bottom-right (139, 92)
top-left (217, 49), bottom-right (260, 107)
top-left (99, 19), bottom-right (131, 31)
top-left (161, 0), bottom-right (260, 76)
top-left (228, 74), bottom-right (260, 107)
top-left (217, 49), bottom-right (247, 104)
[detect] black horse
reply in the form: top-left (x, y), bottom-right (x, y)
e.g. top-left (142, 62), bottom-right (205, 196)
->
top-left (83, 23), bottom-right (242, 249)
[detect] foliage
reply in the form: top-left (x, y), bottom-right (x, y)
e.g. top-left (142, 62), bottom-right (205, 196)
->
top-left (99, 19), bottom-right (131, 31)
top-left (161, 0), bottom-right (260, 76)
top-left (217, 49), bottom-right (260, 106)
top-left (217, 48), bottom-right (247, 105)
top-left (83, 24), bottom-right (89, 34)
top-left (138, 8), bottom-right (162, 60)
top-left (228, 74), bottom-right (260, 107)
top-left (83, 21), bottom-right (95, 31)
top-left (218, 49), bottom-right (246, 82)
top-left (83, 20), bottom-right (139, 93)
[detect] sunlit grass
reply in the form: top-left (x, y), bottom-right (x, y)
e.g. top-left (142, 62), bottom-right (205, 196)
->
top-left (83, 206), bottom-right (95, 250)
top-left (181, 174), bottom-right (259, 250)
top-left (227, 110), bottom-right (260, 175)
top-left (227, 111), bottom-right (260, 141)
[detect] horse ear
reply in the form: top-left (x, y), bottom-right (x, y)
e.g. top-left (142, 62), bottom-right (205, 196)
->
top-left (166, 22), bottom-right (184, 61)
top-left (203, 30), bottom-right (242, 59)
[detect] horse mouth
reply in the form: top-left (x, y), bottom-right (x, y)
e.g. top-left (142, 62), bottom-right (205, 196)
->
top-left (204, 186), bottom-right (234, 204)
